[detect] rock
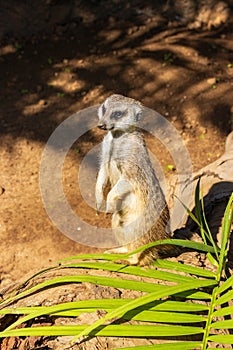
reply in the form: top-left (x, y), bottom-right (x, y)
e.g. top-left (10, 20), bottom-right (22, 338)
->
top-left (168, 131), bottom-right (233, 249)
top-left (207, 77), bottom-right (217, 85)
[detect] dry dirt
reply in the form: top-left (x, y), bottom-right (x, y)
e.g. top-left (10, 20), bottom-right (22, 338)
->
top-left (0, 2), bottom-right (233, 291)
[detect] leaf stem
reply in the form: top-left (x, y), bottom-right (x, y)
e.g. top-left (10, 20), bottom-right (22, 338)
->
top-left (202, 286), bottom-right (217, 349)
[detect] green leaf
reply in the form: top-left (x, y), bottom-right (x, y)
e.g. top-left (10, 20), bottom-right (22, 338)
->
top-left (212, 305), bottom-right (233, 317)
top-left (167, 164), bottom-right (175, 171)
top-left (0, 300), bottom-right (208, 333)
top-left (153, 259), bottom-right (215, 278)
top-left (208, 334), bottom-right (233, 344)
top-left (109, 324), bottom-right (203, 337)
top-left (58, 253), bottom-right (120, 262)
top-left (122, 310), bottom-right (206, 323)
top-left (0, 324), bottom-right (203, 338)
top-left (0, 275), bottom-right (174, 307)
top-left (176, 290), bottom-right (211, 300)
top-left (194, 178), bottom-right (207, 244)
top-left (206, 253), bottom-right (218, 267)
top-left (115, 342), bottom-right (201, 350)
top-left (211, 319), bottom-right (233, 329)
top-left (127, 239), bottom-right (216, 256)
top-left (0, 325), bottom-right (86, 337)
top-left (0, 299), bottom-right (130, 316)
top-left (47, 301), bottom-right (206, 318)
top-left (15, 42), bottom-right (22, 50)
top-left (148, 300), bottom-right (209, 313)
top-left (57, 92), bottom-right (65, 97)
top-left (215, 289), bottom-right (233, 306)
top-left (3, 299), bottom-right (134, 331)
top-left (217, 275), bottom-right (233, 294)
top-left (72, 280), bottom-right (214, 342)
top-left (20, 89), bottom-right (29, 94)
top-left (47, 57), bottom-right (53, 64)
top-left (201, 195), bottom-right (219, 257)
top-left (218, 193), bottom-right (233, 275)
top-left (62, 262), bottom-right (205, 284)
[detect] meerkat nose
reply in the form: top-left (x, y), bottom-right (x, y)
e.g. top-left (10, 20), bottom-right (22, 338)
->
top-left (98, 123), bottom-right (107, 130)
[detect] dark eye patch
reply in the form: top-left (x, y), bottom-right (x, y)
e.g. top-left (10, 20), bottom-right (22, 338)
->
top-left (102, 104), bottom-right (106, 115)
top-left (110, 110), bottom-right (124, 120)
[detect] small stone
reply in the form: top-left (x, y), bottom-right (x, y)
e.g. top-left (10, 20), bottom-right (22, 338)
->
top-left (207, 77), bottom-right (216, 85)
top-left (38, 99), bottom-right (47, 106)
top-left (200, 127), bottom-right (207, 134)
top-left (0, 187), bottom-right (5, 195)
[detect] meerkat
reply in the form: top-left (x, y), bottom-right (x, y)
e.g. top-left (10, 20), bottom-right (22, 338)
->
top-left (95, 94), bottom-right (171, 265)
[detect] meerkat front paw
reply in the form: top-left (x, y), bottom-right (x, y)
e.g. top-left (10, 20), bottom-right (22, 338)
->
top-left (105, 190), bottom-right (118, 213)
top-left (106, 200), bottom-right (117, 213)
top-left (95, 194), bottom-right (106, 213)
top-left (96, 202), bottom-right (106, 213)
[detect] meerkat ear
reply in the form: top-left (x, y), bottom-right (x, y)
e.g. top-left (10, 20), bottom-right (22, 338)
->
top-left (98, 103), bottom-right (105, 119)
top-left (134, 105), bottom-right (143, 122)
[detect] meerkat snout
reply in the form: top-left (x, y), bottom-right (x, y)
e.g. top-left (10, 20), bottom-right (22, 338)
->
top-left (98, 122), bottom-right (114, 131)
top-left (98, 123), bottom-right (107, 130)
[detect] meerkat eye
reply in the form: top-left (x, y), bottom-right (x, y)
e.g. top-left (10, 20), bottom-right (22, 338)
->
top-left (110, 110), bottom-right (124, 120)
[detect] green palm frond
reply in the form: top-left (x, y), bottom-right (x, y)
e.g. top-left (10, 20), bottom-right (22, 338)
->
top-left (0, 189), bottom-right (232, 349)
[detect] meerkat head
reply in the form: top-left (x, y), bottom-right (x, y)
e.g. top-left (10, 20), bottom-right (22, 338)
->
top-left (97, 94), bottom-right (142, 132)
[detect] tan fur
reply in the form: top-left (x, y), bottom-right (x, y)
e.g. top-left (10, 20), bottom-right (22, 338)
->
top-left (95, 94), bottom-right (171, 265)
